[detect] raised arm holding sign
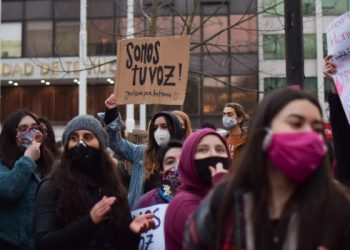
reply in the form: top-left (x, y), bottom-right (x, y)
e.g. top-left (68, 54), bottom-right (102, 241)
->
top-left (326, 11), bottom-right (350, 124)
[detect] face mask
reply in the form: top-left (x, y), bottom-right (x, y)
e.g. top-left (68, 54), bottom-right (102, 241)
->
top-left (195, 157), bottom-right (229, 185)
top-left (159, 164), bottom-right (181, 202)
top-left (16, 128), bottom-right (43, 149)
top-left (263, 130), bottom-right (327, 183)
top-left (68, 140), bottom-right (100, 172)
top-left (154, 129), bottom-right (171, 146)
top-left (222, 117), bottom-right (238, 129)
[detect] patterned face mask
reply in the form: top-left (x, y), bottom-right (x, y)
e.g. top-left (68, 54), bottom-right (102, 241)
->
top-left (158, 164), bottom-right (181, 202)
top-left (16, 128), bottom-right (43, 149)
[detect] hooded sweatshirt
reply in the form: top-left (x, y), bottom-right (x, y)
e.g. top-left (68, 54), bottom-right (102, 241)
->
top-left (164, 128), bottom-right (229, 250)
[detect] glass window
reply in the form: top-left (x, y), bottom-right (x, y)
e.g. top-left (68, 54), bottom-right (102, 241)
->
top-left (323, 0), bottom-right (349, 16)
top-left (156, 16), bottom-right (174, 36)
top-left (263, 0), bottom-right (319, 16)
top-left (323, 33), bottom-right (328, 56)
top-left (25, 1), bottom-right (52, 20)
top-left (263, 34), bottom-right (316, 59)
top-left (200, 2), bottom-right (229, 53)
top-left (202, 77), bottom-right (229, 114)
top-left (230, 15), bottom-right (258, 53)
top-left (303, 0), bottom-right (315, 16)
top-left (202, 16), bottom-right (229, 53)
top-left (201, 2), bottom-right (229, 15)
top-left (3, 1), bottom-right (23, 21)
top-left (183, 77), bottom-right (200, 115)
top-left (230, 0), bottom-right (257, 14)
top-left (54, 0), bottom-right (79, 19)
top-left (175, 16), bottom-right (201, 53)
top-left (263, 0), bottom-right (284, 16)
top-left (1, 23), bottom-right (22, 58)
top-left (264, 77), bottom-right (318, 97)
top-left (264, 78), bottom-right (286, 92)
top-left (303, 77), bottom-right (318, 94)
top-left (263, 35), bottom-right (285, 59)
top-left (133, 17), bottom-right (146, 38)
top-left (88, 19), bottom-right (115, 56)
top-left (230, 75), bottom-right (258, 115)
top-left (202, 54), bottom-right (230, 75)
top-left (25, 21), bottom-right (53, 57)
top-left (304, 34), bottom-right (317, 58)
top-left (88, 0), bottom-right (114, 18)
top-left (55, 22), bottom-right (79, 56)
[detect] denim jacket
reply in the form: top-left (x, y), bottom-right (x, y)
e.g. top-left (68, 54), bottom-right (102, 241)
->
top-left (98, 112), bottom-right (145, 208)
top-left (0, 156), bottom-right (39, 250)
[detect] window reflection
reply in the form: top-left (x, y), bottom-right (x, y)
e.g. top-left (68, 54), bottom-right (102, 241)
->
top-left (263, 34), bottom-right (316, 59)
top-left (202, 77), bottom-right (229, 114)
top-left (25, 21), bottom-right (53, 57)
top-left (55, 22), bottom-right (79, 56)
top-left (230, 15), bottom-right (258, 53)
top-left (1, 23), bottom-right (22, 58)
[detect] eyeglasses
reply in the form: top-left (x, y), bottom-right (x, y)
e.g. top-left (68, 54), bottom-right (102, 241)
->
top-left (16, 124), bottom-right (42, 134)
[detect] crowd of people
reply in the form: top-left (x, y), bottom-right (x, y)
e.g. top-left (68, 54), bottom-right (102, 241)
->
top-left (0, 56), bottom-right (349, 250)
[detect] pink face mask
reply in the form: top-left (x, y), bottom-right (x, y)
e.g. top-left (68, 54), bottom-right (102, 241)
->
top-left (263, 130), bottom-right (327, 183)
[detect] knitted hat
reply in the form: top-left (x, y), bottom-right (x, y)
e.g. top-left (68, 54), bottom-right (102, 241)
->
top-left (62, 115), bottom-right (108, 149)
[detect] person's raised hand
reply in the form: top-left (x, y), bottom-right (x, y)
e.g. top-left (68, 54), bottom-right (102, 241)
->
top-left (129, 214), bottom-right (156, 234)
top-left (324, 55), bottom-right (337, 80)
top-left (323, 55), bottom-right (338, 93)
top-left (90, 196), bottom-right (116, 224)
top-left (209, 162), bottom-right (228, 177)
top-left (24, 141), bottom-right (41, 161)
top-left (105, 93), bottom-right (117, 110)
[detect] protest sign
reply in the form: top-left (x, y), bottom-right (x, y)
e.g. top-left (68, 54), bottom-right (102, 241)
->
top-left (131, 204), bottom-right (168, 250)
top-left (115, 35), bottom-right (190, 105)
top-left (327, 11), bottom-right (350, 124)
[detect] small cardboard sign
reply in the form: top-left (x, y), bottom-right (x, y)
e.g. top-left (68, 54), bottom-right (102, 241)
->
top-left (131, 204), bottom-right (168, 250)
top-left (115, 35), bottom-right (190, 105)
top-left (327, 11), bottom-right (350, 124)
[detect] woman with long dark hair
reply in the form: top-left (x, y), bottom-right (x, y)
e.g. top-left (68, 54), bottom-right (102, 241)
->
top-left (185, 88), bottom-right (350, 250)
top-left (0, 110), bottom-right (54, 250)
top-left (34, 115), bottom-right (154, 250)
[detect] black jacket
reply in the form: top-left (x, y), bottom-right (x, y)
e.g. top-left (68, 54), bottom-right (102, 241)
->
top-left (328, 92), bottom-right (350, 186)
top-left (34, 179), bottom-right (140, 250)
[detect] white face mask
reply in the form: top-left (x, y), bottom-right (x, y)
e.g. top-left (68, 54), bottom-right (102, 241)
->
top-left (222, 117), bottom-right (238, 129)
top-left (154, 129), bottom-right (171, 146)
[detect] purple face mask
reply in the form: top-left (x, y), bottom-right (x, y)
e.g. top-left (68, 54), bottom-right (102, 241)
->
top-left (263, 130), bottom-right (327, 183)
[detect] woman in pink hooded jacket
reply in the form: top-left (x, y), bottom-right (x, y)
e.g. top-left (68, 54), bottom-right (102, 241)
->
top-left (164, 128), bottom-right (230, 250)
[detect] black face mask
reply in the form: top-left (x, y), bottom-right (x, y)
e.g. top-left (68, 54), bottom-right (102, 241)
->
top-left (68, 142), bottom-right (100, 173)
top-left (194, 156), bottom-right (229, 185)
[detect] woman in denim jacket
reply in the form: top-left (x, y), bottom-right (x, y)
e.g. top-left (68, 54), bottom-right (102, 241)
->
top-left (99, 94), bottom-right (185, 208)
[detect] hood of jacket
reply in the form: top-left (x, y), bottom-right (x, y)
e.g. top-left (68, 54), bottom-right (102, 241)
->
top-left (151, 111), bottom-right (184, 141)
top-left (178, 128), bottom-right (229, 196)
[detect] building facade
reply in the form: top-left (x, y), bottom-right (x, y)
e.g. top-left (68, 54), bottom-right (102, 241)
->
top-left (259, 0), bottom-right (350, 119)
top-left (0, 0), bottom-right (259, 132)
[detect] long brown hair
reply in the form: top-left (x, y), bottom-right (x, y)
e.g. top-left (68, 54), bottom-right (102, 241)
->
top-left (214, 88), bottom-right (350, 250)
